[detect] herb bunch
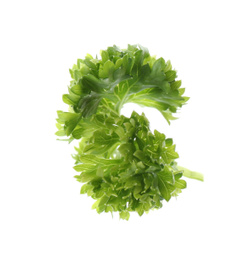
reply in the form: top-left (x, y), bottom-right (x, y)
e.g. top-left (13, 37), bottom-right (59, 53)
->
top-left (56, 44), bottom-right (203, 220)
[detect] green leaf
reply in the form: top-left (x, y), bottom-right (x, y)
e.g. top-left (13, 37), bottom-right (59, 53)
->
top-left (154, 129), bottom-right (166, 142)
top-left (99, 60), bottom-right (115, 79)
top-left (57, 111), bottom-right (78, 123)
top-left (73, 69), bottom-right (83, 81)
top-left (74, 170), bottom-right (96, 183)
top-left (174, 172), bottom-right (183, 180)
top-left (165, 145), bottom-right (179, 159)
top-left (96, 166), bottom-right (104, 178)
top-left (158, 176), bottom-right (172, 201)
top-left (118, 143), bottom-right (134, 160)
top-left (101, 50), bottom-right (109, 63)
top-left (165, 70), bottom-right (177, 82)
top-left (175, 179), bottom-right (187, 189)
top-left (82, 75), bottom-right (108, 93)
top-left (170, 80), bottom-right (182, 90)
top-left (165, 138), bottom-right (173, 147)
top-left (91, 199), bottom-right (100, 209)
top-left (133, 150), bottom-right (146, 161)
top-left (135, 204), bottom-right (144, 216)
top-left (55, 130), bottom-right (66, 136)
top-left (62, 93), bottom-right (79, 106)
top-left (125, 176), bottom-right (141, 189)
top-left (97, 195), bottom-right (110, 213)
top-left (72, 128), bottom-right (83, 139)
top-left (122, 54), bottom-right (134, 74)
top-left (139, 64), bottom-right (151, 80)
top-left (178, 88), bottom-right (185, 95)
top-left (84, 58), bottom-right (97, 70)
top-left (85, 53), bottom-right (93, 60)
top-left (93, 130), bottom-right (119, 145)
top-left (132, 50), bottom-right (143, 74)
top-left (79, 154), bottom-right (122, 166)
top-left (164, 60), bottom-right (172, 72)
top-left (161, 110), bottom-right (178, 124)
top-left (158, 168), bottom-right (174, 184)
top-left (151, 57), bottom-right (165, 75)
top-left (138, 44), bottom-right (150, 59)
top-left (65, 115), bottom-right (82, 136)
top-left (71, 84), bottom-right (82, 95)
top-left (115, 58), bottom-right (123, 69)
top-left (133, 185), bottom-right (142, 199)
top-left (119, 211), bottom-right (130, 220)
top-left (78, 94), bottom-right (102, 118)
top-left (143, 174), bottom-right (153, 190)
top-left (80, 184), bottom-right (93, 194)
top-left (73, 163), bottom-right (94, 172)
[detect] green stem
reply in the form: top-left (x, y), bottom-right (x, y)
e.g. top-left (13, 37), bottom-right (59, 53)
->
top-left (116, 79), bottom-right (139, 115)
top-left (177, 166), bottom-right (204, 182)
top-left (117, 87), bottom-right (130, 114)
top-left (101, 99), bottom-right (120, 116)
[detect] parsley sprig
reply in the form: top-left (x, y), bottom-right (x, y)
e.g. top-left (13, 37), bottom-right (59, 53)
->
top-left (56, 44), bottom-right (203, 220)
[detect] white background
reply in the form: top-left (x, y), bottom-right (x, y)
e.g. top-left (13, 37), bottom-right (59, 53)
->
top-left (1, 0), bottom-right (244, 259)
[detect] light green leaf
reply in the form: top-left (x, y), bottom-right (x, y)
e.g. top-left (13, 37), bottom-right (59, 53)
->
top-left (151, 57), bottom-right (165, 75)
top-left (71, 84), bottom-right (82, 95)
top-left (178, 88), bottom-right (185, 95)
top-left (62, 94), bottom-right (79, 106)
top-left (165, 145), bottom-right (179, 159)
top-left (79, 154), bottom-right (122, 166)
top-left (165, 70), bottom-right (177, 82)
top-left (164, 60), bottom-right (172, 72)
top-left (55, 130), bottom-right (66, 136)
top-left (175, 179), bottom-right (187, 189)
top-left (84, 58), bottom-right (97, 70)
top-left (119, 211), bottom-right (130, 220)
top-left (101, 50), bottom-right (109, 63)
top-left (92, 199), bottom-right (100, 209)
top-left (115, 58), bottom-right (123, 69)
top-left (99, 60), bottom-right (115, 79)
top-left (80, 184), bottom-right (93, 194)
top-left (170, 80), bottom-right (182, 90)
top-left (133, 150), bottom-right (146, 161)
top-left (158, 176), bottom-right (172, 201)
top-left (73, 163), bottom-right (94, 172)
top-left (57, 111), bottom-right (79, 123)
top-left (96, 166), bottom-right (104, 177)
top-left (93, 130), bottom-right (119, 145)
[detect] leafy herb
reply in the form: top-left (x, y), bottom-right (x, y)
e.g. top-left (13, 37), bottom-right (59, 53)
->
top-left (56, 44), bottom-right (203, 220)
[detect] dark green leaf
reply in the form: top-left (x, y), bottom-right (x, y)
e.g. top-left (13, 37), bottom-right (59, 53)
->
top-left (82, 75), bottom-right (108, 93)
top-left (78, 95), bottom-right (101, 118)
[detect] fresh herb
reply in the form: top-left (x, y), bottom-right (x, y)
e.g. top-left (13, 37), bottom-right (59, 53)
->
top-left (56, 44), bottom-right (203, 220)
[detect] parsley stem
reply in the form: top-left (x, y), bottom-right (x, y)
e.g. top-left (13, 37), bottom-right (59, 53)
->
top-left (177, 166), bottom-right (204, 181)
top-left (116, 79), bottom-right (139, 115)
